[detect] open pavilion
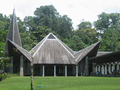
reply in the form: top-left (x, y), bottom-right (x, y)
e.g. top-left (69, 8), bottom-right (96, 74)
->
top-left (4, 9), bottom-right (120, 77)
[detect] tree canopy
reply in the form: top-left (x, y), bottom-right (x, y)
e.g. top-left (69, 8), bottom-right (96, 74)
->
top-left (1, 5), bottom-right (120, 56)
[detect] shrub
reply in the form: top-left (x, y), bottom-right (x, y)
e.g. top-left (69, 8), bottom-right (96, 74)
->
top-left (0, 74), bottom-right (2, 81)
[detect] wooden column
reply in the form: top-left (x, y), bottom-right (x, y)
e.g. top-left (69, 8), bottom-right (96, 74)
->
top-left (65, 65), bottom-right (67, 77)
top-left (85, 56), bottom-right (89, 76)
top-left (10, 56), bottom-right (13, 74)
top-left (54, 65), bottom-right (56, 77)
top-left (20, 55), bottom-right (23, 76)
top-left (92, 63), bottom-right (95, 73)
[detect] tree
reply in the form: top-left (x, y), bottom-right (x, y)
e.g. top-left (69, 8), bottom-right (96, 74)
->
top-left (78, 21), bottom-right (92, 30)
top-left (32, 26), bottom-right (50, 41)
top-left (94, 12), bottom-right (120, 32)
top-left (99, 26), bottom-right (120, 51)
top-left (34, 5), bottom-right (60, 32)
top-left (71, 35), bottom-right (85, 51)
top-left (20, 32), bottom-right (38, 51)
top-left (57, 15), bottom-right (73, 39)
top-left (80, 28), bottom-right (99, 44)
top-left (76, 21), bottom-right (99, 46)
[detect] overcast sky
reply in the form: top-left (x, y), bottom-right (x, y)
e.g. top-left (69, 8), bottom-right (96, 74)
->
top-left (1, 0), bottom-right (120, 29)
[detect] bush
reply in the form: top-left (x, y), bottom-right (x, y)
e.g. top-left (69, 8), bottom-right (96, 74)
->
top-left (1, 74), bottom-right (7, 80)
top-left (0, 74), bottom-right (2, 82)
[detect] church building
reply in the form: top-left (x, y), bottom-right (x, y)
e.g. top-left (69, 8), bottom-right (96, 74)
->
top-left (5, 10), bottom-right (120, 77)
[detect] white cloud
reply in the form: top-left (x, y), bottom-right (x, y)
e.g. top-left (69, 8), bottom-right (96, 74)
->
top-left (1, 0), bottom-right (120, 29)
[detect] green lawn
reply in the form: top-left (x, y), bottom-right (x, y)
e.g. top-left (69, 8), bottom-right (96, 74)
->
top-left (0, 76), bottom-right (120, 90)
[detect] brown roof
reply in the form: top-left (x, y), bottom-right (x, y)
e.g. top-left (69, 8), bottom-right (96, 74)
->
top-left (96, 51), bottom-right (111, 56)
top-left (89, 50), bottom-right (120, 64)
top-left (32, 33), bottom-right (75, 64)
top-left (8, 40), bottom-right (31, 61)
top-left (75, 41), bottom-right (100, 63)
top-left (5, 10), bottom-right (101, 64)
top-left (7, 32), bottom-right (100, 65)
top-left (5, 9), bottom-right (22, 56)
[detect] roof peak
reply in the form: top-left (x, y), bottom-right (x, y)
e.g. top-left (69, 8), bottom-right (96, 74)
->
top-left (5, 10), bottom-right (22, 56)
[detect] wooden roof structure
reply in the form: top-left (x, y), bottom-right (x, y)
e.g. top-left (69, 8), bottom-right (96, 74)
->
top-left (89, 50), bottom-right (120, 64)
top-left (8, 40), bottom-right (31, 61)
top-left (31, 33), bottom-right (75, 64)
top-left (5, 9), bottom-right (22, 56)
top-left (5, 10), bottom-right (101, 65)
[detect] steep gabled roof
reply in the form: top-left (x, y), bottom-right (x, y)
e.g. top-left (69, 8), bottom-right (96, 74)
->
top-left (5, 9), bottom-right (22, 56)
top-left (5, 10), bottom-right (102, 65)
top-left (31, 33), bottom-right (75, 64)
top-left (8, 40), bottom-right (31, 61)
top-left (74, 41), bottom-right (100, 63)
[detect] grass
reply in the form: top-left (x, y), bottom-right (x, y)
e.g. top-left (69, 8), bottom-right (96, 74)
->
top-left (0, 76), bottom-right (120, 90)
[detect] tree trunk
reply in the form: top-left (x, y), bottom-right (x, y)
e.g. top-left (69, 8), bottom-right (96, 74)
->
top-left (31, 62), bottom-right (33, 90)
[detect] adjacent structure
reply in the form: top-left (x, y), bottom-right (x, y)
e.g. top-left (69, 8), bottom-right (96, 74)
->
top-left (5, 10), bottom-right (120, 76)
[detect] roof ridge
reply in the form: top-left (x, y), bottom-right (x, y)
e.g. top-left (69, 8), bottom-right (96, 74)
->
top-left (32, 33), bottom-right (50, 57)
top-left (8, 39), bottom-right (31, 61)
top-left (51, 33), bottom-right (75, 58)
top-left (29, 35), bottom-right (47, 53)
top-left (75, 41), bottom-right (101, 54)
top-left (8, 39), bottom-right (30, 54)
top-left (75, 41), bottom-right (101, 64)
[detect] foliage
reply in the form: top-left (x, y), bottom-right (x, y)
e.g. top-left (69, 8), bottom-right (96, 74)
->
top-left (1, 5), bottom-right (120, 53)
top-left (99, 26), bottom-right (120, 51)
top-left (0, 57), bottom-right (11, 70)
top-left (94, 12), bottom-right (120, 32)
top-left (33, 25), bottom-right (50, 41)
top-left (78, 21), bottom-right (92, 30)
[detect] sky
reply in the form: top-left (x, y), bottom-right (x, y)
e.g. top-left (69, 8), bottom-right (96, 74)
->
top-left (1, 0), bottom-right (120, 29)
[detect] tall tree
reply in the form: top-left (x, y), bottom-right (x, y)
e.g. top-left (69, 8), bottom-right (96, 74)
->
top-left (99, 26), bottom-right (120, 51)
top-left (94, 12), bottom-right (120, 32)
top-left (58, 15), bottom-right (73, 39)
top-left (34, 5), bottom-right (60, 32)
top-left (78, 21), bottom-right (92, 30)
top-left (0, 14), bottom-right (10, 57)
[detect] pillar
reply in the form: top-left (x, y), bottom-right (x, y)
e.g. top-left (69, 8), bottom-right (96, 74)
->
top-left (76, 65), bottom-right (78, 77)
top-left (117, 62), bottom-right (119, 71)
top-left (92, 63), bottom-right (95, 73)
top-left (10, 56), bottom-right (13, 74)
top-left (54, 65), bottom-right (56, 77)
top-left (85, 56), bottom-right (89, 76)
top-left (105, 64), bottom-right (107, 75)
top-left (43, 65), bottom-right (45, 77)
top-left (112, 63), bottom-right (115, 72)
top-left (96, 65), bottom-right (97, 73)
top-left (109, 64), bottom-right (111, 74)
top-left (98, 65), bottom-right (100, 72)
top-left (65, 65), bottom-right (67, 77)
top-left (102, 65), bottom-right (104, 74)
top-left (80, 62), bottom-right (83, 74)
top-left (20, 55), bottom-right (23, 76)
